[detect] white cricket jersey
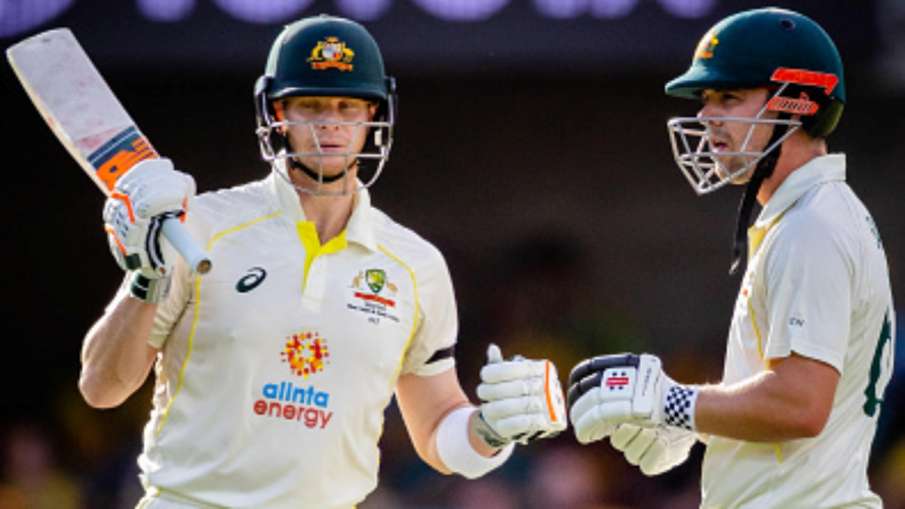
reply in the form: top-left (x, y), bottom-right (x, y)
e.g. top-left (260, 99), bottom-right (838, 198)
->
top-left (701, 154), bottom-right (896, 508)
top-left (133, 172), bottom-right (458, 508)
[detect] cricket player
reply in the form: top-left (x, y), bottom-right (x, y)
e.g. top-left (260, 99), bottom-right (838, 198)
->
top-left (79, 15), bottom-right (567, 508)
top-left (567, 8), bottom-right (895, 508)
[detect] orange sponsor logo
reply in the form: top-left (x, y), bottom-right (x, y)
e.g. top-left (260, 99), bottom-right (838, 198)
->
top-left (771, 67), bottom-right (839, 95)
top-left (95, 136), bottom-right (157, 192)
top-left (767, 92), bottom-right (820, 116)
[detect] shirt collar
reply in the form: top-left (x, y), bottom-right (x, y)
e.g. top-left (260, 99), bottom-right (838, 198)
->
top-left (754, 153), bottom-right (846, 228)
top-left (267, 168), bottom-right (378, 252)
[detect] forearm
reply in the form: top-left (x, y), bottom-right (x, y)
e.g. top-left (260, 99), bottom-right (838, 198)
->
top-left (396, 368), bottom-right (515, 479)
top-left (695, 370), bottom-right (827, 441)
top-left (79, 291), bottom-right (159, 408)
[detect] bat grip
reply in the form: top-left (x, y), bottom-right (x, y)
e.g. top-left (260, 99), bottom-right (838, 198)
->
top-left (161, 218), bottom-right (212, 275)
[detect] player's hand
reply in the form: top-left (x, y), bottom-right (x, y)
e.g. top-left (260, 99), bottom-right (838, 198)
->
top-left (474, 344), bottom-right (567, 447)
top-left (567, 353), bottom-right (698, 444)
top-left (610, 423), bottom-right (696, 476)
top-left (103, 159), bottom-right (195, 301)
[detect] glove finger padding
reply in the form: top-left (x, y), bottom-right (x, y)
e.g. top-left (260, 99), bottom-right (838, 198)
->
top-left (480, 358), bottom-right (547, 384)
top-left (572, 393), bottom-right (628, 444)
top-left (573, 404), bottom-right (617, 444)
top-left (477, 378), bottom-right (544, 401)
top-left (568, 374), bottom-right (638, 430)
top-left (477, 344), bottom-right (567, 445)
top-left (610, 423), bottom-right (644, 451)
top-left (610, 423), bottom-right (696, 476)
top-left (611, 424), bottom-right (657, 465)
top-left (492, 414), bottom-right (549, 438)
top-left (122, 171), bottom-right (196, 219)
top-left (480, 396), bottom-right (544, 420)
top-left (102, 158), bottom-right (195, 279)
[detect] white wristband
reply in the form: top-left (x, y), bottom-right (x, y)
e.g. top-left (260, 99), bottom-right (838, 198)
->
top-left (436, 407), bottom-right (514, 479)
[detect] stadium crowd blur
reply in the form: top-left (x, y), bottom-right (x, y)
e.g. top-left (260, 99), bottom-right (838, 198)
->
top-left (2, 1), bottom-right (904, 508)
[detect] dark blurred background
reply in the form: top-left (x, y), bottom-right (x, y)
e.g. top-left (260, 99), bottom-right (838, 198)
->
top-left (2, 0), bottom-right (903, 508)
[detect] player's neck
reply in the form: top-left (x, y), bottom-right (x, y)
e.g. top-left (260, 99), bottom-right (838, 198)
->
top-left (298, 191), bottom-right (355, 244)
top-left (756, 135), bottom-right (827, 206)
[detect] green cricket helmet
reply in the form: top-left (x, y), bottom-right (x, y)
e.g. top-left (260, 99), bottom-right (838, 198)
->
top-left (254, 14), bottom-right (396, 194)
top-left (665, 8), bottom-right (845, 195)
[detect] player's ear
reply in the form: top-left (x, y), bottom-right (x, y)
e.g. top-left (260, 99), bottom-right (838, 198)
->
top-left (273, 100), bottom-right (287, 133)
top-left (368, 101), bottom-right (378, 121)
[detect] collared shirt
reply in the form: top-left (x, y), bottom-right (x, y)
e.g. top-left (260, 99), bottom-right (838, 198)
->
top-left (701, 154), bottom-right (895, 508)
top-left (134, 171), bottom-right (458, 508)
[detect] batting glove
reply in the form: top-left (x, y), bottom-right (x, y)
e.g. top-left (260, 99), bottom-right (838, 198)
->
top-left (567, 353), bottom-right (699, 445)
top-left (102, 158), bottom-right (195, 302)
top-left (474, 344), bottom-right (567, 448)
top-left (610, 423), bottom-right (696, 476)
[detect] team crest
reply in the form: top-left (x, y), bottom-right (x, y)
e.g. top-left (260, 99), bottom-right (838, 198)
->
top-left (308, 36), bottom-right (355, 71)
top-left (366, 269), bottom-right (386, 293)
top-left (694, 32), bottom-right (719, 60)
top-left (281, 331), bottom-right (330, 378)
top-left (351, 269), bottom-right (398, 295)
top-left (348, 268), bottom-right (400, 323)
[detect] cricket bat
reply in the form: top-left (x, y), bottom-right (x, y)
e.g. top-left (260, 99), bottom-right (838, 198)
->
top-left (7, 28), bottom-right (212, 275)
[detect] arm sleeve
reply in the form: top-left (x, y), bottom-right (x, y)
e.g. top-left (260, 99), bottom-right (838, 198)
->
top-left (762, 216), bottom-right (853, 373)
top-left (400, 249), bottom-right (459, 377)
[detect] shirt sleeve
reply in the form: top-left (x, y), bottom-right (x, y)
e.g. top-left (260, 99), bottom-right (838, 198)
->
top-left (762, 215), bottom-right (853, 373)
top-left (400, 249), bottom-right (458, 377)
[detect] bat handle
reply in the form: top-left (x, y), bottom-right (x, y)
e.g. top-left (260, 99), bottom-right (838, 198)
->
top-left (161, 217), bottom-right (212, 275)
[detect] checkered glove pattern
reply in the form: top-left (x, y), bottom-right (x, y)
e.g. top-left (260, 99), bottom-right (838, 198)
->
top-left (567, 353), bottom-right (698, 444)
top-left (664, 385), bottom-right (696, 431)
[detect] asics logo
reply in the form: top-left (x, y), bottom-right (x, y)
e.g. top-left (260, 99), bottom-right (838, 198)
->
top-left (236, 267), bottom-right (267, 293)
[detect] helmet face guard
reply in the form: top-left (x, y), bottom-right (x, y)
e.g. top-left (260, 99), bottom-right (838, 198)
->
top-left (667, 82), bottom-right (802, 195)
top-left (255, 80), bottom-right (396, 196)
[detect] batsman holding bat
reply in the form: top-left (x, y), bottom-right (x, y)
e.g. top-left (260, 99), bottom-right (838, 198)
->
top-left (567, 8), bottom-right (895, 508)
top-left (78, 15), bottom-right (566, 508)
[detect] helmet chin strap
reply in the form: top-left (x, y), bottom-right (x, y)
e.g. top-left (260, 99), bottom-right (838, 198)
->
top-left (729, 112), bottom-right (792, 275)
top-left (288, 157), bottom-right (350, 184)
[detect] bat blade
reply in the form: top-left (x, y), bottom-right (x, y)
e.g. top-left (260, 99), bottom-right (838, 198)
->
top-left (7, 28), bottom-right (157, 195)
top-left (7, 28), bottom-right (212, 275)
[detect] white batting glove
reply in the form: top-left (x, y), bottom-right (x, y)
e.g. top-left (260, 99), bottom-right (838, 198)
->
top-left (474, 344), bottom-right (567, 448)
top-left (102, 159), bottom-right (195, 301)
top-left (610, 423), bottom-right (696, 476)
top-left (567, 353), bottom-right (698, 445)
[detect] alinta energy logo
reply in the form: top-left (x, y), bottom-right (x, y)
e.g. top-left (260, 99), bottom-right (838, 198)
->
top-left (252, 331), bottom-right (334, 429)
top-left (253, 380), bottom-right (333, 430)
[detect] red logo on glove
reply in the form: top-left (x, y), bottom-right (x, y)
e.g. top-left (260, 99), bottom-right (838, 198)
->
top-left (605, 372), bottom-right (630, 390)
